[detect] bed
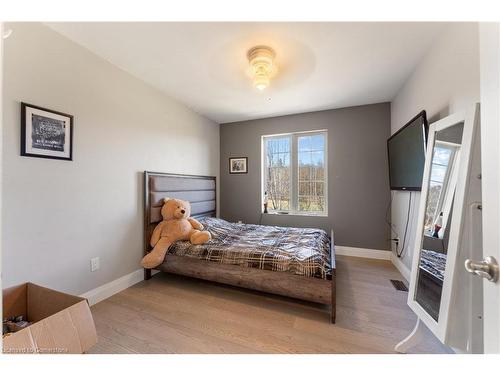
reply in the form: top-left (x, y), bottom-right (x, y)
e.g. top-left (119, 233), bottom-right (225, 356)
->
top-left (419, 249), bottom-right (446, 284)
top-left (416, 249), bottom-right (446, 321)
top-left (143, 171), bottom-right (336, 323)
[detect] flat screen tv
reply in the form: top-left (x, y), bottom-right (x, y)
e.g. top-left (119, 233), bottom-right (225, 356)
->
top-left (387, 110), bottom-right (428, 191)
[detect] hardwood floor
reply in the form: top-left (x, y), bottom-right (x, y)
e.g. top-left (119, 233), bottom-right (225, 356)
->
top-left (88, 256), bottom-right (451, 354)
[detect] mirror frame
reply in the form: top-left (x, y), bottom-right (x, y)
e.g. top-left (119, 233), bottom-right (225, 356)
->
top-left (407, 104), bottom-right (480, 343)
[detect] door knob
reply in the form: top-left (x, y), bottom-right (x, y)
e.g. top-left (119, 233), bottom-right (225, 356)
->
top-left (464, 256), bottom-right (499, 282)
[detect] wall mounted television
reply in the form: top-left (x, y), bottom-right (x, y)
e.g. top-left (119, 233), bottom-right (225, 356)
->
top-left (387, 110), bottom-right (429, 191)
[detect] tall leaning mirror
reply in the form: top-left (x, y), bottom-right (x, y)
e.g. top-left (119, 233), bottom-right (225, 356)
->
top-left (397, 104), bottom-right (482, 354)
top-left (415, 121), bottom-right (463, 322)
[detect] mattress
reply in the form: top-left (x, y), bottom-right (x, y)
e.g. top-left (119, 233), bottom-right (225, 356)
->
top-left (166, 217), bottom-right (333, 280)
top-left (419, 249), bottom-right (447, 283)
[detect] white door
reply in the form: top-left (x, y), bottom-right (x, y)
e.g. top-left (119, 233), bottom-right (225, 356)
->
top-left (479, 22), bottom-right (500, 354)
top-left (0, 21), bottom-right (5, 354)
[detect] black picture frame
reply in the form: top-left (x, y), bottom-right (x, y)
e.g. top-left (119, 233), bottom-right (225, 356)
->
top-left (229, 157), bottom-right (248, 174)
top-left (20, 102), bottom-right (74, 161)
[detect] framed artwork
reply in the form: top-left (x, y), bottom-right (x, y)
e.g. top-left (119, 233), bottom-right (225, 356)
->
top-left (20, 102), bottom-right (74, 161)
top-left (229, 157), bottom-right (248, 174)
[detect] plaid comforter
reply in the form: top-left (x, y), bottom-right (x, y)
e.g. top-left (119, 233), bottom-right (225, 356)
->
top-left (167, 217), bottom-right (333, 280)
top-left (420, 249), bottom-right (446, 283)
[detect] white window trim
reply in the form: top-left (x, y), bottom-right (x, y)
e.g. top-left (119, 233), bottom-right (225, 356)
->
top-left (261, 130), bottom-right (328, 217)
top-left (432, 141), bottom-right (461, 236)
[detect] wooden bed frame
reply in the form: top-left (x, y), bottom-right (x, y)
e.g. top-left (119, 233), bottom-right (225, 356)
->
top-left (143, 171), bottom-right (336, 323)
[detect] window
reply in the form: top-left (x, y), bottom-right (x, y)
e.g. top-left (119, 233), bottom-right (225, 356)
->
top-left (262, 130), bottom-right (327, 216)
top-left (424, 141), bottom-right (459, 235)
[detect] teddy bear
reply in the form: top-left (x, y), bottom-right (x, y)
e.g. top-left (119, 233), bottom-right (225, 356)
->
top-left (141, 198), bottom-right (212, 269)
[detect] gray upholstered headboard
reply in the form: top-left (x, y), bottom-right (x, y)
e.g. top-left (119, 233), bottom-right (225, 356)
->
top-left (143, 171), bottom-right (216, 254)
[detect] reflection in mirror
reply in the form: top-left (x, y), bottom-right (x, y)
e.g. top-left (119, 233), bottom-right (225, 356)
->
top-left (415, 122), bottom-right (464, 322)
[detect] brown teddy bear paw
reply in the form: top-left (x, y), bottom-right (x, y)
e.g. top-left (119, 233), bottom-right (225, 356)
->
top-left (141, 253), bottom-right (162, 269)
top-left (191, 230), bottom-right (211, 245)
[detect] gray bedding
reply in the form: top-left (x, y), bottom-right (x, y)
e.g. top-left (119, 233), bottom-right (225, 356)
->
top-left (167, 217), bottom-right (333, 280)
top-left (420, 249), bottom-right (446, 283)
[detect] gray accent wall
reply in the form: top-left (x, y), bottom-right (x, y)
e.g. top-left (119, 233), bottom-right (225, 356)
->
top-left (220, 103), bottom-right (391, 251)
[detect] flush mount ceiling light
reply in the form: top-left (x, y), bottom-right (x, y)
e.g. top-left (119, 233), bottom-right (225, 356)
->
top-left (247, 46), bottom-right (277, 91)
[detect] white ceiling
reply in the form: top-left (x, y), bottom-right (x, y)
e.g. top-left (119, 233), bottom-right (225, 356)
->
top-left (46, 22), bottom-right (446, 124)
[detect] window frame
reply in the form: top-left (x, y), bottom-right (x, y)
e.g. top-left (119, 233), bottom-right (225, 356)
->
top-left (425, 140), bottom-right (460, 236)
top-left (261, 129), bottom-right (328, 217)
top-left (262, 133), bottom-right (293, 212)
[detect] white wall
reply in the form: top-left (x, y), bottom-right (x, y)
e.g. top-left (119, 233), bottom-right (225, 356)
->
top-left (390, 23), bottom-right (480, 271)
top-left (1, 23), bottom-right (220, 294)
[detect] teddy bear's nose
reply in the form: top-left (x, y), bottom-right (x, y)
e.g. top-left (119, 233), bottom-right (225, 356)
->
top-left (181, 209), bottom-right (185, 214)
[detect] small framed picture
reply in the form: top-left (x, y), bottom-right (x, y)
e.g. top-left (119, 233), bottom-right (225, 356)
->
top-left (229, 157), bottom-right (248, 174)
top-left (21, 102), bottom-right (74, 161)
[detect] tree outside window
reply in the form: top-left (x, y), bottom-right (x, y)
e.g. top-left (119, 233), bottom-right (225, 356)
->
top-left (263, 131), bottom-right (327, 215)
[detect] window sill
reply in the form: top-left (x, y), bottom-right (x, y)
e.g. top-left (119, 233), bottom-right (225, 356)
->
top-left (262, 212), bottom-right (328, 218)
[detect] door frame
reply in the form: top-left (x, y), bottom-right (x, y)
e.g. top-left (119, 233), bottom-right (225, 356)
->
top-left (479, 22), bottom-right (500, 354)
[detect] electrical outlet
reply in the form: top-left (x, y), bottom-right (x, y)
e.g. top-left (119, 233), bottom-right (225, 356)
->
top-left (391, 237), bottom-right (400, 249)
top-left (90, 257), bottom-right (100, 272)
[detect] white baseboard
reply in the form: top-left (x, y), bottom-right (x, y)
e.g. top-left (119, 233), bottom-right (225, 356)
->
top-left (335, 246), bottom-right (391, 260)
top-left (81, 269), bottom-right (144, 306)
top-left (390, 252), bottom-right (411, 281)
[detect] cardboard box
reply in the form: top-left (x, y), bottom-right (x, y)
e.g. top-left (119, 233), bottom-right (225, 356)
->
top-left (2, 283), bottom-right (97, 354)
